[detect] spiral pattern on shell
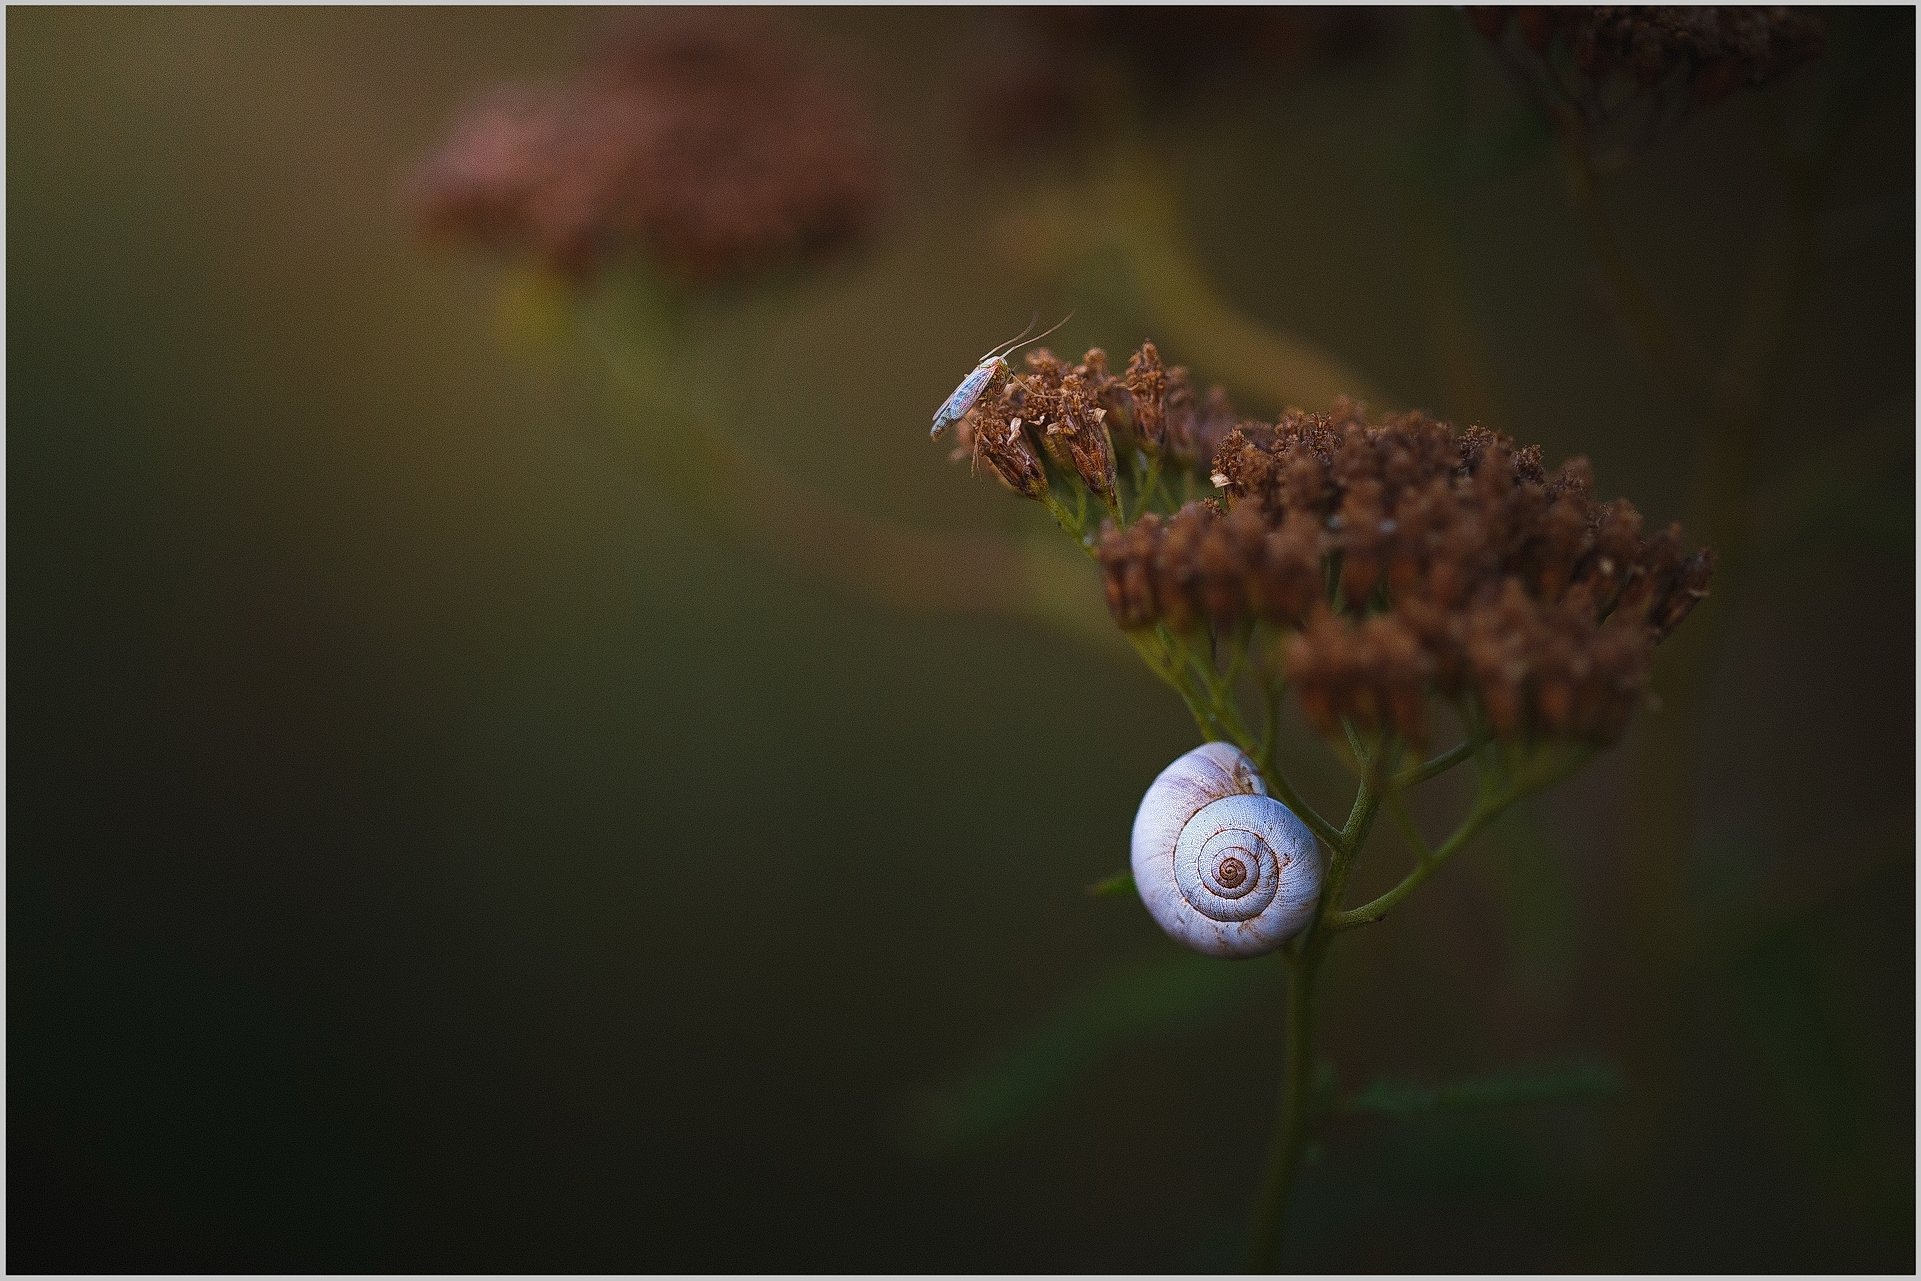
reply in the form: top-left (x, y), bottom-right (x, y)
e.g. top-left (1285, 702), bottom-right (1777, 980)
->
top-left (1130, 742), bottom-right (1323, 958)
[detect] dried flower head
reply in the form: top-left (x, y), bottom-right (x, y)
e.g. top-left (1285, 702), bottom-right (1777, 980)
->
top-left (969, 8), bottom-right (1404, 155)
top-left (1072, 373), bottom-right (1712, 747)
top-left (1471, 6), bottom-right (1825, 159)
top-left (948, 341), bottom-right (1247, 503)
top-left (942, 341), bottom-right (1712, 748)
top-left (965, 413), bottom-right (1051, 502)
top-left (409, 12), bottom-right (888, 283)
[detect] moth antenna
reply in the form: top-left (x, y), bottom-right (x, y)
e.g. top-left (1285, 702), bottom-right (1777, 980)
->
top-left (1005, 312), bottom-right (1074, 361)
top-left (980, 312), bottom-right (1041, 361)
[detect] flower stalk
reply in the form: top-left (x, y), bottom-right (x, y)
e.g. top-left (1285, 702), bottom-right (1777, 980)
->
top-left (1248, 943), bottom-right (1319, 1272)
top-left (937, 337), bottom-right (1713, 1270)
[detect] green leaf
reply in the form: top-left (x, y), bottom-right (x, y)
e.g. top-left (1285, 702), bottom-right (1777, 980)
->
top-left (1086, 870), bottom-right (1135, 898)
top-left (1341, 1062), bottom-right (1622, 1117)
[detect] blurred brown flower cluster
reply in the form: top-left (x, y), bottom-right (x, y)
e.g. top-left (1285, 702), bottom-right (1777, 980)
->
top-left (1470, 6), bottom-right (1825, 154)
top-left (1090, 391), bottom-right (1713, 746)
top-left (971, 7), bottom-right (1403, 156)
top-left (409, 12), bottom-right (887, 282)
top-left (949, 341), bottom-right (1241, 502)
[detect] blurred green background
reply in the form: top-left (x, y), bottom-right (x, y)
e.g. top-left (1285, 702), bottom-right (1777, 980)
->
top-left (9, 6), bottom-right (1913, 1271)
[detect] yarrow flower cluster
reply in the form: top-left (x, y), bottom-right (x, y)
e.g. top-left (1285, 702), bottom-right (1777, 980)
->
top-left (1470, 5), bottom-right (1825, 155)
top-left (409, 12), bottom-right (887, 282)
top-left (945, 341), bottom-right (1713, 752)
top-left (969, 8), bottom-right (1401, 156)
top-left (948, 340), bottom-right (1239, 502)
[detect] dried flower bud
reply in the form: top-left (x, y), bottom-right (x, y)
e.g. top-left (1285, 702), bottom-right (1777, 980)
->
top-left (972, 414), bottom-right (1049, 501)
top-left (1655, 548), bottom-right (1717, 640)
top-left (1097, 514), bottom-right (1165, 630)
top-left (1072, 347), bottom-right (1144, 452)
top-left (1040, 374), bottom-right (1119, 504)
top-left (1124, 342), bottom-right (1170, 454)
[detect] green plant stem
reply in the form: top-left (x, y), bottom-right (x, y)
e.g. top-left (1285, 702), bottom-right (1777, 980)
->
top-left (1321, 750), bottom-right (1389, 912)
top-left (1110, 618), bottom-right (1533, 1267)
top-left (1326, 744), bottom-right (1590, 932)
top-left (1395, 736), bottom-right (1480, 788)
top-left (1340, 719), bottom-right (1371, 774)
top-left (1128, 630), bottom-right (1217, 741)
top-left (1380, 789), bottom-right (1433, 860)
top-left (1263, 766), bottom-right (1343, 852)
top-left (1246, 947), bottom-right (1320, 1272)
top-left (1243, 748), bottom-right (1396, 1269)
top-left (1117, 616), bottom-right (1349, 867)
top-left (1325, 800), bottom-right (1496, 932)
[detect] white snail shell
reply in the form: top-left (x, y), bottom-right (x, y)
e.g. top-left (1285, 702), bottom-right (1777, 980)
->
top-left (1131, 742), bottom-right (1324, 959)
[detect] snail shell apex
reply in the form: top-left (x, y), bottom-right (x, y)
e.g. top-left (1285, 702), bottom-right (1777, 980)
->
top-left (1131, 742), bottom-right (1323, 959)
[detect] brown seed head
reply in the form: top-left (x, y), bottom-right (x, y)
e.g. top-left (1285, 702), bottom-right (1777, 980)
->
top-left (1088, 379), bottom-right (1713, 746)
top-left (1036, 369), bottom-right (1120, 503)
top-left (408, 11), bottom-right (889, 284)
top-left (966, 9), bottom-right (1405, 158)
top-left (1124, 342), bottom-right (1170, 454)
top-left (965, 389), bottom-right (1050, 501)
top-left (950, 340), bottom-right (1248, 509)
top-left (1469, 6), bottom-right (1825, 157)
